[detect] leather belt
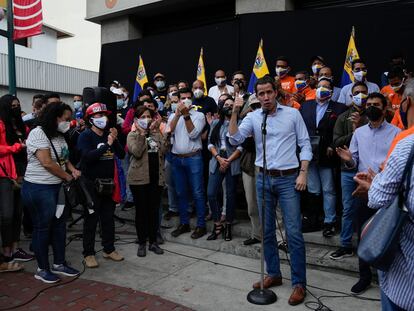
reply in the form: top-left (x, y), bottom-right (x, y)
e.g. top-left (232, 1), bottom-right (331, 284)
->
top-left (259, 167), bottom-right (298, 177)
top-left (172, 150), bottom-right (201, 158)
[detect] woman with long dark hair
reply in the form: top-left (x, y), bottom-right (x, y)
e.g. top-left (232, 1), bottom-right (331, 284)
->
top-left (21, 102), bottom-right (80, 283)
top-left (206, 96), bottom-right (242, 241)
top-left (127, 106), bottom-right (168, 257)
top-left (0, 95), bottom-right (33, 272)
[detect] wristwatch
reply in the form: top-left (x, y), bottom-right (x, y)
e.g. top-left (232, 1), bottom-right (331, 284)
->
top-left (183, 115), bottom-right (191, 121)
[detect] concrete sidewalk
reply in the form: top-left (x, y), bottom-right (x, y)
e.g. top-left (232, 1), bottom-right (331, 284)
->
top-left (17, 236), bottom-right (380, 311)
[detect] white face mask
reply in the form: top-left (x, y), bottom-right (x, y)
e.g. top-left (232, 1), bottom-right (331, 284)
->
top-left (136, 118), bottom-right (151, 130)
top-left (353, 70), bottom-right (367, 82)
top-left (155, 80), bottom-right (165, 89)
top-left (183, 98), bottom-right (192, 108)
top-left (215, 77), bottom-right (226, 86)
top-left (391, 80), bottom-right (404, 92)
top-left (168, 92), bottom-right (177, 99)
top-left (171, 103), bottom-right (178, 112)
top-left (57, 121), bottom-right (70, 133)
top-left (91, 116), bottom-right (108, 130)
top-left (193, 89), bottom-right (204, 99)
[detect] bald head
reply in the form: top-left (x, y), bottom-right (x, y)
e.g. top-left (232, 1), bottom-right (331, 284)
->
top-left (192, 80), bottom-right (205, 90)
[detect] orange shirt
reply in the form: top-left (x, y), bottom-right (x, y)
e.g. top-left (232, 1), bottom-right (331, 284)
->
top-left (386, 126), bottom-right (414, 161)
top-left (391, 109), bottom-right (405, 130)
top-left (303, 87), bottom-right (316, 101)
top-left (381, 85), bottom-right (402, 111)
top-left (279, 75), bottom-right (296, 94)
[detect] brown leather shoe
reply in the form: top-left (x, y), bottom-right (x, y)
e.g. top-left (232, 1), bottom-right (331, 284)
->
top-left (288, 286), bottom-right (306, 306)
top-left (252, 276), bottom-right (283, 289)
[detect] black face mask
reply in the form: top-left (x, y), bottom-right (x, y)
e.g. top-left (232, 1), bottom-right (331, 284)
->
top-left (365, 106), bottom-right (383, 122)
top-left (11, 107), bottom-right (21, 118)
top-left (221, 107), bottom-right (233, 117)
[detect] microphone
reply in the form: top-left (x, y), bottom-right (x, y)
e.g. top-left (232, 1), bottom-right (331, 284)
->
top-left (261, 109), bottom-right (269, 135)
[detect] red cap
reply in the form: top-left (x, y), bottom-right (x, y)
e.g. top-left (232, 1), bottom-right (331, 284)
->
top-left (85, 103), bottom-right (110, 118)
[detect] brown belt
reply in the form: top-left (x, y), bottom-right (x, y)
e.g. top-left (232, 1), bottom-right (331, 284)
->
top-left (259, 167), bottom-right (298, 177)
top-left (172, 150), bottom-right (201, 158)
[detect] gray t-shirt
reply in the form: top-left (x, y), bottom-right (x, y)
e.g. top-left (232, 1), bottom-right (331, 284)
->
top-left (24, 127), bottom-right (68, 185)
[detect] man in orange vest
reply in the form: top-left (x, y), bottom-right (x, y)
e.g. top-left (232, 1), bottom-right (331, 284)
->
top-left (274, 56), bottom-right (296, 94)
top-left (381, 66), bottom-right (405, 111)
top-left (292, 71), bottom-right (316, 105)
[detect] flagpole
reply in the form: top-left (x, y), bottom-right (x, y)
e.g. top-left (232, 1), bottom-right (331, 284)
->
top-left (7, 0), bottom-right (17, 95)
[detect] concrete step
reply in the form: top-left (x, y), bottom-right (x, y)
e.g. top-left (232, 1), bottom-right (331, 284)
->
top-left (107, 208), bottom-right (361, 276)
top-left (162, 227), bottom-right (360, 277)
top-left (161, 216), bottom-right (358, 249)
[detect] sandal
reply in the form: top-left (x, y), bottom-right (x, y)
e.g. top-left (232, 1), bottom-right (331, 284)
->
top-left (0, 261), bottom-right (24, 272)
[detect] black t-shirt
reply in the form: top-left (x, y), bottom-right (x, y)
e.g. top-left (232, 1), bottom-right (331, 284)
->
top-left (193, 96), bottom-right (218, 115)
top-left (77, 128), bottom-right (125, 180)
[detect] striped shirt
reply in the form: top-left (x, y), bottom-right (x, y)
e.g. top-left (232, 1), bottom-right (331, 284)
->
top-left (25, 127), bottom-right (68, 185)
top-left (368, 134), bottom-right (414, 310)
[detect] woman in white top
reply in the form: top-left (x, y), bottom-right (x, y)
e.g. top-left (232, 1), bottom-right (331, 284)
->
top-left (21, 102), bottom-right (81, 284)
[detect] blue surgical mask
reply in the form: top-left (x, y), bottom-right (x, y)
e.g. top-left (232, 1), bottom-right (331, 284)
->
top-left (117, 98), bottom-right (124, 109)
top-left (74, 101), bottom-right (82, 110)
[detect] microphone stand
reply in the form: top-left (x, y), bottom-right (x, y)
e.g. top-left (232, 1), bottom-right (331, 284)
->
top-left (247, 109), bottom-right (277, 305)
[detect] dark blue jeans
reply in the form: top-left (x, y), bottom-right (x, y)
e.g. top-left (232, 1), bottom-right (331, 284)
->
top-left (256, 172), bottom-right (307, 287)
top-left (21, 181), bottom-right (65, 270)
top-left (207, 167), bottom-right (238, 223)
top-left (171, 153), bottom-right (206, 228)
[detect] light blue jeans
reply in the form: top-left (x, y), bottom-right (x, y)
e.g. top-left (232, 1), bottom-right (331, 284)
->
top-left (340, 171), bottom-right (357, 248)
top-left (307, 162), bottom-right (336, 224)
top-left (256, 172), bottom-right (306, 287)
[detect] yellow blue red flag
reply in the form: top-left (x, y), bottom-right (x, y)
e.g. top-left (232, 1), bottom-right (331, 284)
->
top-left (248, 39), bottom-right (270, 93)
top-left (340, 27), bottom-right (360, 87)
top-left (133, 55), bottom-right (148, 102)
top-left (197, 47), bottom-right (207, 95)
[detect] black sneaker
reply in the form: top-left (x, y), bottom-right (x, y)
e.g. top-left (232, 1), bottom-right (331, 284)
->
top-left (322, 223), bottom-right (335, 238)
top-left (137, 244), bottom-right (146, 257)
top-left (156, 232), bottom-right (165, 245)
top-left (243, 238), bottom-right (260, 246)
top-left (351, 279), bottom-right (371, 295)
top-left (171, 224), bottom-right (191, 237)
top-left (148, 243), bottom-right (164, 255)
top-left (329, 247), bottom-right (353, 260)
top-left (164, 211), bottom-right (179, 221)
top-left (191, 227), bottom-right (207, 239)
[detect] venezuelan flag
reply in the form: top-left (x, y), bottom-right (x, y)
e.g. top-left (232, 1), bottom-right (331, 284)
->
top-left (132, 55), bottom-right (148, 103)
top-left (248, 39), bottom-right (270, 94)
top-left (340, 27), bottom-right (360, 87)
top-left (197, 47), bottom-right (207, 95)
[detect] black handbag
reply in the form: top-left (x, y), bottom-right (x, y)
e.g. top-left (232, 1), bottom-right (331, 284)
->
top-left (357, 142), bottom-right (414, 271)
top-left (47, 135), bottom-right (78, 207)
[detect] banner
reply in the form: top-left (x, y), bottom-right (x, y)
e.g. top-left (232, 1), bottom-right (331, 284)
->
top-left (247, 39), bottom-right (270, 93)
top-left (340, 26), bottom-right (360, 87)
top-left (132, 54), bottom-right (148, 103)
top-left (13, 0), bottom-right (43, 41)
top-left (196, 47), bottom-right (207, 95)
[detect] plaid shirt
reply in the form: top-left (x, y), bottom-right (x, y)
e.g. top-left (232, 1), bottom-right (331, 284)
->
top-left (369, 134), bottom-right (414, 310)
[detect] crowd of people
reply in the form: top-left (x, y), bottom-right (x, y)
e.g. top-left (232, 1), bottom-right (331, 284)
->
top-left (0, 53), bottom-right (413, 309)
